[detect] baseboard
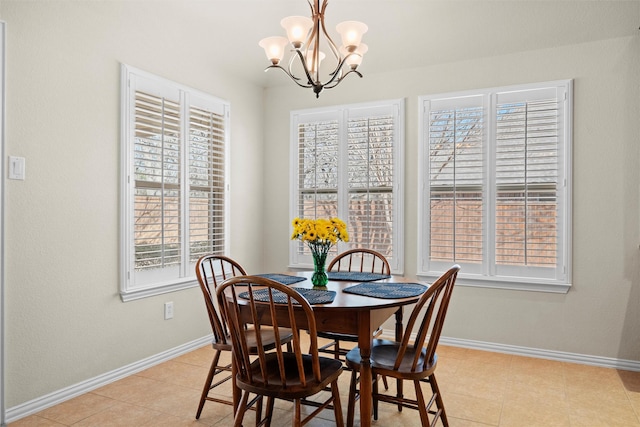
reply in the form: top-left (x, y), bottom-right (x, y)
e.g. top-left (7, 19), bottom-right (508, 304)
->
top-left (7, 332), bottom-right (640, 423)
top-left (436, 336), bottom-right (640, 372)
top-left (377, 330), bottom-right (640, 372)
top-left (5, 335), bottom-right (212, 423)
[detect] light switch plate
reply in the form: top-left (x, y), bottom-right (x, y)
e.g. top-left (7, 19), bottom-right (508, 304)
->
top-left (9, 156), bottom-right (25, 180)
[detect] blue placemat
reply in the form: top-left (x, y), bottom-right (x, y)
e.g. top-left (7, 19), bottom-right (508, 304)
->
top-left (239, 287), bottom-right (336, 305)
top-left (326, 271), bottom-right (391, 282)
top-left (343, 282), bottom-right (428, 299)
top-left (255, 273), bottom-right (307, 285)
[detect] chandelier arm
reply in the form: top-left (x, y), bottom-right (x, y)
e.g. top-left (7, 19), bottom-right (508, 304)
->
top-left (310, 28), bottom-right (320, 84)
top-left (302, 0), bottom-right (317, 52)
top-left (286, 53), bottom-right (303, 81)
top-left (319, 54), bottom-right (353, 88)
top-left (263, 65), bottom-right (313, 89)
top-left (323, 69), bottom-right (363, 90)
top-left (291, 48), bottom-right (318, 88)
top-left (328, 51), bottom-right (362, 78)
top-left (318, 9), bottom-right (342, 73)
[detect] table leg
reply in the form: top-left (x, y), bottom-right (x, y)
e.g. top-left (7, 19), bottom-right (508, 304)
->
top-left (358, 314), bottom-right (373, 427)
top-left (394, 307), bottom-right (403, 341)
top-left (359, 347), bottom-right (372, 426)
top-left (394, 307), bottom-right (403, 411)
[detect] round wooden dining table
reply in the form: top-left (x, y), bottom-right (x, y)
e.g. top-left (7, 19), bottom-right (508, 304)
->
top-left (224, 270), bottom-right (423, 427)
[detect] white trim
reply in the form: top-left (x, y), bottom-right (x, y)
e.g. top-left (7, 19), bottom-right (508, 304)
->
top-left (289, 99), bottom-right (405, 274)
top-left (7, 330), bottom-right (640, 424)
top-left (418, 272), bottom-right (571, 293)
top-left (438, 336), bottom-right (640, 372)
top-left (5, 335), bottom-right (213, 424)
top-left (0, 20), bottom-right (5, 427)
top-left (120, 64), bottom-right (230, 300)
top-left (119, 279), bottom-right (199, 302)
top-left (417, 80), bottom-right (573, 292)
top-left (380, 329), bottom-right (640, 372)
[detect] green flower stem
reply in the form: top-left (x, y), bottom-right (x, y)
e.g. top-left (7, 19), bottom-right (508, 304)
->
top-left (309, 242), bottom-right (331, 287)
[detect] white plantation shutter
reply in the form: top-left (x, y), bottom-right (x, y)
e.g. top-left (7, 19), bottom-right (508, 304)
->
top-left (290, 101), bottom-right (404, 272)
top-left (121, 65), bottom-right (229, 300)
top-left (419, 81), bottom-right (572, 292)
top-left (133, 91), bottom-right (182, 277)
top-left (188, 100), bottom-right (227, 262)
top-left (294, 114), bottom-right (340, 259)
top-left (495, 88), bottom-right (560, 274)
top-left (427, 95), bottom-right (484, 274)
top-left (347, 110), bottom-right (395, 257)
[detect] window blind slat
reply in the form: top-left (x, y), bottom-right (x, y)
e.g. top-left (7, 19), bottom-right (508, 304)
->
top-left (428, 103), bottom-right (484, 264)
top-left (292, 102), bottom-right (401, 265)
top-left (189, 105), bottom-right (226, 261)
top-left (346, 115), bottom-right (395, 256)
top-left (133, 91), bottom-right (183, 271)
top-left (494, 97), bottom-right (559, 267)
top-left (128, 85), bottom-right (227, 280)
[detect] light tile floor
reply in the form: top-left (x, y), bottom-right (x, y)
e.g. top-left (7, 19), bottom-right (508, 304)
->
top-left (9, 338), bottom-right (640, 426)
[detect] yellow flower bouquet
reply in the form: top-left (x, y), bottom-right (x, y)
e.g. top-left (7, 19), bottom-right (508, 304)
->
top-left (291, 217), bottom-right (349, 287)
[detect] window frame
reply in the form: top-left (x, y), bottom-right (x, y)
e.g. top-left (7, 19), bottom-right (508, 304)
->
top-left (289, 99), bottom-right (405, 274)
top-left (418, 80), bottom-right (572, 293)
top-left (120, 64), bottom-right (230, 301)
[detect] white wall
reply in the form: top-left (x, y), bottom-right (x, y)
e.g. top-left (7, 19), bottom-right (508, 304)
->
top-left (3, 0), bottom-right (639, 414)
top-left (262, 36), bottom-right (640, 361)
top-left (2, 1), bottom-right (265, 406)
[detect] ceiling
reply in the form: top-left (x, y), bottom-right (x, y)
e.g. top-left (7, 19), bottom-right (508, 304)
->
top-left (166, 0), bottom-right (639, 88)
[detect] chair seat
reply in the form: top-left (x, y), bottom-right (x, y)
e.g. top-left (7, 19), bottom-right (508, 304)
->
top-left (345, 340), bottom-right (438, 379)
top-left (238, 352), bottom-right (344, 400)
top-left (317, 331), bottom-right (359, 342)
top-left (214, 327), bottom-right (294, 353)
top-left (317, 326), bottom-right (383, 344)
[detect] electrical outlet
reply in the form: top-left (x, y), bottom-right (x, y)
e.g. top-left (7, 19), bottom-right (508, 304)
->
top-left (164, 302), bottom-right (174, 320)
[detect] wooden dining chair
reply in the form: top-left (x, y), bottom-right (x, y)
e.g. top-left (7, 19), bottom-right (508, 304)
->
top-left (345, 265), bottom-right (460, 427)
top-left (318, 249), bottom-right (391, 361)
top-left (194, 254), bottom-right (293, 419)
top-left (217, 276), bottom-right (345, 427)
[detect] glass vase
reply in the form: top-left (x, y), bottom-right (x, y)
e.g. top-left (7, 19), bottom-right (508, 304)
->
top-left (311, 252), bottom-right (329, 287)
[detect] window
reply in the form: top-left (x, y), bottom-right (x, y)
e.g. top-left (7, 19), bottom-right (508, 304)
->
top-left (290, 100), bottom-right (404, 273)
top-left (418, 80), bottom-right (572, 292)
top-left (120, 64), bottom-right (229, 301)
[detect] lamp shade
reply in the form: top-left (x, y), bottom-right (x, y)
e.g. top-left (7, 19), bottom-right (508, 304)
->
top-left (259, 36), bottom-right (289, 65)
top-left (259, 0), bottom-right (367, 97)
top-left (305, 49), bottom-right (326, 74)
top-left (281, 16), bottom-right (313, 49)
top-left (335, 21), bottom-right (368, 51)
top-left (342, 43), bottom-right (368, 69)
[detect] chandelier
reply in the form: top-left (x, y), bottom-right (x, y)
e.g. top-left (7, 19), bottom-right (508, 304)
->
top-left (259, 0), bottom-right (368, 98)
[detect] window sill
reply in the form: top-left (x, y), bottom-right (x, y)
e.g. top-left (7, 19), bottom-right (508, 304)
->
top-left (120, 278), bottom-right (199, 302)
top-left (417, 272), bottom-right (571, 294)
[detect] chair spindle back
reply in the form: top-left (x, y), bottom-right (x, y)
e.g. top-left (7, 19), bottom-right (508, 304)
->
top-left (394, 265), bottom-right (460, 371)
top-left (195, 255), bottom-right (247, 345)
top-left (328, 249), bottom-right (391, 275)
top-left (217, 276), bottom-right (323, 388)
